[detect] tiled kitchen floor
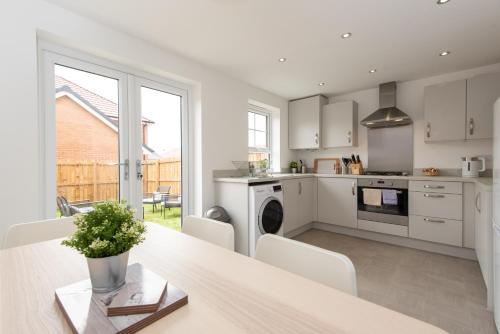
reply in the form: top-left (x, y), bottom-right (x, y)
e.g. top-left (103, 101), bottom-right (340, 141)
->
top-left (294, 229), bottom-right (496, 334)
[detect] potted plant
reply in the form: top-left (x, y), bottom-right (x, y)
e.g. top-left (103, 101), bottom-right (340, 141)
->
top-left (289, 161), bottom-right (298, 174)
top-left (62, 201), bottom-right (146, 293)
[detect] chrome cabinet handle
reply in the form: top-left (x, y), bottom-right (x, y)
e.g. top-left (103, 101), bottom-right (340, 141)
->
top-left (469, 118), bottom-right (474, 136)
top-left (424, 193), bottom-right (445, 198)
top-left (426, 122), bottom-right (431, 139)
top-left (423, 185), bottom-right (445, 189)
top-left (298, 181), bottom-right (302, 195)
top-left (352, 181), bottom-right (356, 196)
top-left (424, 218), bottom-right (446, 224)
top-left (347, 130), bottom-right (352, 144)
top-left (475, 192), bottom-right (481, 213)
top-left (314, 133), bottom-right (319, 144)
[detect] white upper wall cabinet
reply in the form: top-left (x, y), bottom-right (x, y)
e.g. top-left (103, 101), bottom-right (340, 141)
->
top-left (288, 95), bottom-right (328, 149)
top-left (466, 72), bottom-right (500, 140)
top-left (322, 101), bottom-right (358, 148)
top-left (424, 79), bottom-right (467, 142)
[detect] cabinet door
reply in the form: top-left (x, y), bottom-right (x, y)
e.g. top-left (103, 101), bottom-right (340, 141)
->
top-left (282, 179), bottom-right (299, 234)
top-left (317, 178), bottom-right (357, 228)
top-left (289, 96), bottom-right (326, 149)
top-left (467, 72), bottom-right (500, 140)
top-left (299, 178), bottom-right (315, 226)
top-left (322, 101), bottom-right (358, 148)
top-left (424, 79), bottom-right (466, 142)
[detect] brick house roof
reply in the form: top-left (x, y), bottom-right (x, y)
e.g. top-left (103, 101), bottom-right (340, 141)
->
top-left (55, 76), bottom-right (154, 125)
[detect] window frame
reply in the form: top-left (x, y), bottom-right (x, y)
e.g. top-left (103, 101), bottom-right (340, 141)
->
top-left (248, 105), bottom-right (272, 165)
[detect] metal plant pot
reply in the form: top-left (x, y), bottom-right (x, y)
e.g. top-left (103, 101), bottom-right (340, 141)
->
top-left (87, 251), bottom-right (129, 293)
top-left (291, 168), bottom-right (297, 174)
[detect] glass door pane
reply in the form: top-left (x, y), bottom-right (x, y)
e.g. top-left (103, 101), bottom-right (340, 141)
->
top-left (139, 85), bottom-right (182, 231)
top-left (54, 64), bottom-right (122, 216)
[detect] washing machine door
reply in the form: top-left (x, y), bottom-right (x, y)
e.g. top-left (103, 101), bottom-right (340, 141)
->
top-left (258, 197), bottom-right (283, 234)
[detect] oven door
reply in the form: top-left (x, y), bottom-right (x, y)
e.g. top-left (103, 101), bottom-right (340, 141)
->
top-left (357, 186), bottom-right (409, 226)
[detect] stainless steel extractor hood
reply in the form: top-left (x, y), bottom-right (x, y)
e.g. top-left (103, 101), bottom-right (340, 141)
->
top-left (360, 81), bottom-right (412, 128)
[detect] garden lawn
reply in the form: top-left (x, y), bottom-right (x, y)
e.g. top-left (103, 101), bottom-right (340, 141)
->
top-left (143, 204), bottom-right (181, 231)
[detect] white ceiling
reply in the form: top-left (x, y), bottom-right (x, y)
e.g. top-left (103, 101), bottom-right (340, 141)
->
top-left (46, 0), bottom-right (500, 99)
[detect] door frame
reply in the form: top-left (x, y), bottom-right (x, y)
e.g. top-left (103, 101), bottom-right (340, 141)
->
top-left (38, 41), bottom-right (191, 219)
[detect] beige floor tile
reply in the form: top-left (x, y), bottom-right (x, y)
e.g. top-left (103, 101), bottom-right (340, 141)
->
top-left (294, 229), bottom-right (496, 334)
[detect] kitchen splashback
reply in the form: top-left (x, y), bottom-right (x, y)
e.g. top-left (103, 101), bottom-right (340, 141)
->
top-left (367, 124), bottom-right (413, 173)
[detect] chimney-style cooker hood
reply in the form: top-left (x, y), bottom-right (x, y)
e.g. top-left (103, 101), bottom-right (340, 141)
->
top-left (360, 81), bottom-right (412, 128)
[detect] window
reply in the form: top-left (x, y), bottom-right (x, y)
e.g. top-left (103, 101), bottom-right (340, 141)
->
top-left (248, 105), bottom-right (271, 169)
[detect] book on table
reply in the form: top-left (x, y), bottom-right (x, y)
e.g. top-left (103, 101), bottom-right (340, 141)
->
top-left (55, 263), bottom-right (188, 334)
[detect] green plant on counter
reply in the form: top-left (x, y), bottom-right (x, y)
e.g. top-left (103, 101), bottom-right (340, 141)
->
top-left (62, 201), bottom-right (146, 258)
top-left (257, 159), bottom-right (269, 169)
top-left (289, 161), bottom-right (298, 169)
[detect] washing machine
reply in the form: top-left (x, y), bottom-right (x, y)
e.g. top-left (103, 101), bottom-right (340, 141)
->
top-left (248, 182), bottom-right (284, 257)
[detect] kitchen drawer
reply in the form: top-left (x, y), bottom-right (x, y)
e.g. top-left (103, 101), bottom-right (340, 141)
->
top-left (409, 181), bottom-right (462, 194)
top-left (409, 192), bottom-right (462, 220)
top-left (409, 215), bottom-right (462, 247)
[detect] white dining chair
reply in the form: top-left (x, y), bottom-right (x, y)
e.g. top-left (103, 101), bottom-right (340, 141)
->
top-left (255, 234), bottom-right (357, 296)
top-left (2, 217), bottom-right (76, 249)
top-left (182, 216), bottom-right (234, 251)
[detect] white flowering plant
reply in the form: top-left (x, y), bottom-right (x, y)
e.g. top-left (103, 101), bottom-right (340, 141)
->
top-left (62, 201), bottom-right (146, 258)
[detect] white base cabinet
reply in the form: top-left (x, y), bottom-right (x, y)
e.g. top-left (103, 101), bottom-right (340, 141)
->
top-left (282, 178), bottom-right (315, 233)
top-left (474, 187), bottom-right (493, 309)
top-left (317, 178), bottom-right (357, 229)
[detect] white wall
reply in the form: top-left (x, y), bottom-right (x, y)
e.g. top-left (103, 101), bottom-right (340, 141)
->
top-left (295, 63), bottom-right (500, 170)
top-left (0, 0), bottom-right (292, 241)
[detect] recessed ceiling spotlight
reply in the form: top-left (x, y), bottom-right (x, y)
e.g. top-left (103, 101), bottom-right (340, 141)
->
top-left (341, 32), bottom-right (352, 39)
top-left (369, 69), bottom-right (377, 73)
top-left (318, 82), bottom-right (325, 86)
top-left (437, 0), bottom-right (450, 5)
top-left (278, 57), bottom-right (287, 62)
top-left (439, 51), bottom-right (451, 56)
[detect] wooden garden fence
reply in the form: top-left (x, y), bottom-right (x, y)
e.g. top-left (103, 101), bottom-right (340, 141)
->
top-left (57, 158), bottom-right (181, 204)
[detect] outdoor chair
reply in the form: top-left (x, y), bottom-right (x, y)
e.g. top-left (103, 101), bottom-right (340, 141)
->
top-left (162, 194), bottom-right (181, 218)
top-left (142, 185), bottom-right (171, 213)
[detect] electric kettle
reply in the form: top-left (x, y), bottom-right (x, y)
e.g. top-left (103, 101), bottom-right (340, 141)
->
top-left (461, 156), bottom-right (486, 177)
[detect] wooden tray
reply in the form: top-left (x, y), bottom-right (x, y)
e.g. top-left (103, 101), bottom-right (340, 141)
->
top-left (313, 158), bottom-right (341, 174)
top-left (55, 263), bottom-right (188, 334)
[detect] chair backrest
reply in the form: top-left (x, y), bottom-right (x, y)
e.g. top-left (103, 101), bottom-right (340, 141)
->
top-left (182, 216), bottom-right (234, 251)
top-left (57, 196), bottom-right (71, 217)
top-left (255, 234), bottom-right (357, 296)
top-left (157, 185), bottom-right (171, 193)
top-left (2, 217), bottom-right (76, 249)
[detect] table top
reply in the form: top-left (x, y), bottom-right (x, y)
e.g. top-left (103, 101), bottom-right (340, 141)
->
top-left (0, 223), bottom-right (446, 334)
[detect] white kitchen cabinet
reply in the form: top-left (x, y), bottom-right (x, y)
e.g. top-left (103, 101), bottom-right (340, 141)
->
top-left (466, 72), bottom-right (500, 140)
top-left (409, 215), bottom-right (462, 247)
top-left (424, 79), bottom-right (466, 142)
top-left (474, 186), bottom-right (493, 309)
top-left (282, 178), bottom-right (315, 233)
top-left (317, 178), bottom-right (357, 229)
top-left (409, 192), bottom-right (463, 221)
top-left (289, 95), bottom-right (328, 149)
top-left (322, 101), bottom-right (358, 148)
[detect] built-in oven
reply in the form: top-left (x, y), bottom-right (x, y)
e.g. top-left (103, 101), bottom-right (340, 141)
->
top-left (357, 178), bottom-right (408, 226)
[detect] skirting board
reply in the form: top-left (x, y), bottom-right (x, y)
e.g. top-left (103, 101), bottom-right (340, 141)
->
top-left (286, 221), bottom-right (477, 260)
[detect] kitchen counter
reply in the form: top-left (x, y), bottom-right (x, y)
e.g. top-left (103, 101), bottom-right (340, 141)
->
top-left (214, 173), bottom-right (492, 189)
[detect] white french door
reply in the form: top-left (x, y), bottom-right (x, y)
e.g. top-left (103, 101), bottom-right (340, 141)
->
top-left (40, 48), bottom-right (188, 224)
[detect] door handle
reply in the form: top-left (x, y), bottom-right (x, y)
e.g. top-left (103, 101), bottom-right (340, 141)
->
top-left (314, 133), bottom-right (319, 145)
top-left (469, 118), bottom-right (474, 136)
top-left (115, 159), bottom-right (129, 180)
top-left (424, 218), bottom-right (446, 224)
top-left (347, 131), bottom-right (352, 144)
top-left (423, 185), bottom-right (444, 189)
top-left (352, 181), bottom-right (356, 196)
top-left (298, 181), bottom-right (302, 195)
top-left (136, 159), bottom-right (143, 180)
top-left (475, 192), bottom-right (481, 213)
top-left (426, 122), bottom-right (431, 139)
top-left (423, 193), bottom-right (444, 198)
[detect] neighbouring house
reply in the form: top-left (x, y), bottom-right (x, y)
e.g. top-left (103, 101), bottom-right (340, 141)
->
top-left (55, 76), bottom-right (157, 161)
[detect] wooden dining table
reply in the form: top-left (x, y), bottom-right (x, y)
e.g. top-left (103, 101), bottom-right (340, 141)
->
top-left (0, 222), bottom-right (447, 333)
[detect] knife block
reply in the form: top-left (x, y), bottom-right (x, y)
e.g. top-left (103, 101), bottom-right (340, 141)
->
top-left (350, 163), bottom-right (363, 175)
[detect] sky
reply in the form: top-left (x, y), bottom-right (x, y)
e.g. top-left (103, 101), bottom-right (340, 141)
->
top-left (55, 65), bottom-right (182, 157)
